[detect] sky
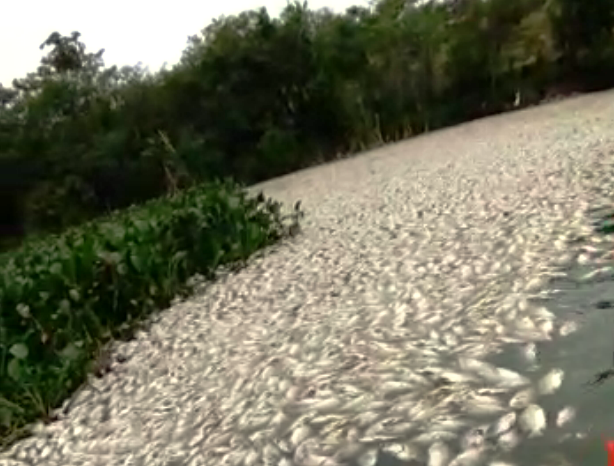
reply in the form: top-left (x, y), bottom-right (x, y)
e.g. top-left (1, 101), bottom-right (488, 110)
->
top-left (1, 0), bottom-right (370, 88)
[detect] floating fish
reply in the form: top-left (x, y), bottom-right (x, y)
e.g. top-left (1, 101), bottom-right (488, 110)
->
top-left (519, 404), bottom-right (547, 437)
top-left (291, 424), bottom-right (314, 448)
top-left (538, 368), bottom-right (564, 395)
top-left (521, 343), bottom-right (537, 364)
top-left (428, 441), bottom-right (451, 466)
top-left (461, 426), bottom-right (488, 450)
top-left (491, 411), bottom-right (517, 437)
top-left (495, 368), bottom-right (530, 388)
top-left (381, 443), bottom-right (420, 462)
top-left (509, 388), bottom-right (535, 409)
top-left (559, 321), bottom-right (579, 337)
top-left (556, 406), bottom-right (576, 428)
top-left (465, 395), bottom-right (505, 417)
top-left (356, 448), bottom-right (379, 466)
top-left (412, 430), bottom-right (458, 445)
top-left (449, 446), bottom-right (485, 466)
top-left (498, 429), bottom-right (520, 451)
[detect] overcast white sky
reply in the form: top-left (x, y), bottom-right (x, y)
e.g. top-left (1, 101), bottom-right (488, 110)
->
top-left (1, 0), bottom-right (370, 88)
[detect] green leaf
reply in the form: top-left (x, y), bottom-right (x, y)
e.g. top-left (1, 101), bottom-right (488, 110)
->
top-left (69, 289), bottom-right (80, 302)
top-left (59, 299), bottom-right (71, 312)
top-left (9, 343), bottom-right (28, 359)
top-left (0, 407), bottom-right (12, 428)
top-left (16, 303), bottom-right (31, 319)
top-left (130, 253), bottom-right (142, 272)
top-left (7, 358), bottom-right (21, 381)
top-left (58, 343), bottom-right (81, 361)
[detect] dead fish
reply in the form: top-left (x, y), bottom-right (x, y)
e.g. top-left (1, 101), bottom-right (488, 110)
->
top-left (519, 404), bottom-right (547, 437)
top-left (538, 368), bottom-right (564, 395)
top-left (311, 398), bottom-right (343, 415)
top-left (459, 358), bottom-right (528, 388)
top-left (559, 321), bottom-right (579, 337)
top-left (294, 439), bottom-right (324, 464)
top-left (509, 388), bottom-right (535, 409)
top-left (521, 343), bottom-right (537, 364)
top-left (458, 358), bottom-right (500, 382)
top-left (412, 430), bottom-right (458, 445)
top-left (386, 422), bottom-right (417, 437)
top-left (334, 442), bottom-right (369, 463)
top-left (353, 411), bottom-right (384, 428)
top-left (491, 411), bottom-right (517, 437)
top-left (581, 266), bottom-right (614, 283)
top-left (489, 462), bottom-right (517, 466)
top-left (465, 395), bottom-right (505, 417)
top-left (449, 447), bottom-right (485, 466)
top-left (428, 441), bottom-right (451, 466)
top-left (533, 307), bottom-right (555, 321)
top-left (439, 370), bottom-right (478, 385)
top-left (433, 416), bottom-right (469, 432)
top-left (498, 429), bottom-right (520, 451)
top-left (556, 406), bottom-right (576, 428)
top-left (382, 442), bottom-right (420, 462)
top-left (357, 448), bottom-right (379, 466)
top-left (461, 426), bottom-right (488, 450)
top-left (515, 316), bottom-right (536, 332)
top-left (381, 380), bottom-right (416, 398)
top-left (291, 424), bottom-right (314, 448)
top-left (495, 368), bottom-right (530, 388)
top-left (244, 449), bottom-right (261, 466)
top-left (538, 319), bottom-right (554, 338)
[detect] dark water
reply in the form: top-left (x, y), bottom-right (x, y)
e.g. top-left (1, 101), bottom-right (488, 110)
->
top-left (486, 209), bottom-right (614, 466)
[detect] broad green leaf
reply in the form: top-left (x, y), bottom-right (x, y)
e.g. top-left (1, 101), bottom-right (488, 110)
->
top-left (69, 289), bottom-right (80, 302)
top-left (59, 343), bottom-right (81, 361)
top-left (7, 358), bottom-right (21, 381)
top-left (9, 343), bottom-right (28, 359)
top-left (16, 303), bottom-right (31, 319)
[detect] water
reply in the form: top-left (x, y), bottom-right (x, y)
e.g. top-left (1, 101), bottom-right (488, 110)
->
top-left (486, 210), bottom-right (614, 466)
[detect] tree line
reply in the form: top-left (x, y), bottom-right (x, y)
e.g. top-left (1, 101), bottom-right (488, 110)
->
top-left (1, 0), bottom-right (613, 249)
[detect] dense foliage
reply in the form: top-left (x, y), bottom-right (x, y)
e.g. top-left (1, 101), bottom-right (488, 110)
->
top-left (1, 0), bottom-right (613, 248)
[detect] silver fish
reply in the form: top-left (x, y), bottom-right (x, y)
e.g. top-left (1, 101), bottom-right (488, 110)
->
top-left (556, 406), bottom-right (576, 428)
top-left (465, 395), bottom-right (505, 417)
top-left (491, 411), bottom-right (517, 437)
top-left (449, 447), bottom-right (485, 466)
top-left (498, 429), bottom-right (520, 451)
top-left (357, 448), bottom-right (379, 466)
top-left (559, 321), bottom-right (579, 337)
top-left (461, 426), bottom-right (488, 450)
top-left (291, 424), bottom-right (314, 448)
top-left (433, 416), bottom-right (469, 433)
top-left (509, 388), bottom-right (535, 409)
top-left (521, 343), bottom-right (537, 364)
top-left (412, 430), bottom-right (458, 445)
top-left (380, 381), bottom-right (416, 398)
top-left (382, 443), bottom-right (421, 462)
top-left (428, 441), bottom-right (451, 466)
top-left (538, 368), bottom-right (564, 395)
top-left (519, 404), bottom-right (547, 437)
top-left (333, 442), bottom-right (369, 463)
top-left (299, 452), bottom-right (341, 466)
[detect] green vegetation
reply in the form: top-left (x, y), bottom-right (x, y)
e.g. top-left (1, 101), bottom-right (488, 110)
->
top-left (1, 0), bottom-right (613, 450)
